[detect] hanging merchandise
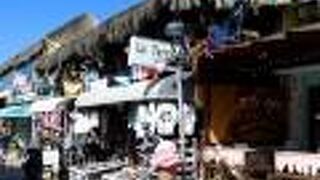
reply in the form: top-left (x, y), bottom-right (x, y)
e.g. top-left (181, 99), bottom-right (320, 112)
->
top-left (84, 69), bottom-right (99, 92)
top-left (132, 65), bottom-right (163, 81)
top-left (135, 104), bottom-right (157, 138)
top-left (63, 80), bottom-right (84, 98)
top-left (253, 0), bottom-right (291, 6)
top-left (183, 104), bottom-right (196, 136)
top-left (70, 111), bottom-right (98, 134)
top-left (40, 111), bottom-right (62, 132)
top-left (209, 0), bottom-right (248, 48)
top-left (12, 72), bottom-right (32, 95)
top-left (132, 101), bottom-right (197, 138)
top-left (150, 140), bottom-right (180, 172)
top-left (155, 103), bottom-right (178, 136)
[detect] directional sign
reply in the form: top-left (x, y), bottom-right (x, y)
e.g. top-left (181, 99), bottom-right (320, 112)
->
top-left (128, 36), bottom-right (183, 66)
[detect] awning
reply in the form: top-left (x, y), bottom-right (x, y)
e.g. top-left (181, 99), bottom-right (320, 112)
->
top-left (145, 72), bottom-right (193, 101)
top-left (76, 73), bottom-right (194, 108)
top-left (0, 104), bottom-right (31, 119)
top-left (31, 97), bottom-right (73, 113)
top-left (75, 81), bottom-right (151, 107)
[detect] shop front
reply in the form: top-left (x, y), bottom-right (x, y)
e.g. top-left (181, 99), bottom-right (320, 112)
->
top-left (72, 70), bottom-right (199, 179)
top-left (30, 97), bottom-right (74, 180)
top-left (0, 103), bottom-right (31, 169)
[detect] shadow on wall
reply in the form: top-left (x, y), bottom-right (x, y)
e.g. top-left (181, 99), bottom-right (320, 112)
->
top-left (200, 84), bottom-right (288, 146)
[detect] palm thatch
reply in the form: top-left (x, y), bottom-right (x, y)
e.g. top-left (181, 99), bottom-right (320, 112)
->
top-left (1, 0), bottom-right (300, 75)
top-left (34, 0), bottom-right (301, 73)
top-left (0, 42), bottom-right (43, 76)
top-left (35, 0), bottom-right (164, 72)
top-left (0, 13), bottom-right (96, 76)
top-left (167, 0), bottom-right (216, 11)
top-left (35, 0), bottom-right (220, 72)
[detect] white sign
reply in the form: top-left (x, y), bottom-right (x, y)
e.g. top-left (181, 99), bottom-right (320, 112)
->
top-left (128, 36), bottom-right (183, 66)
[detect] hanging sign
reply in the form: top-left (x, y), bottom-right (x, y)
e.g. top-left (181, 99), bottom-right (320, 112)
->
top-left (128, 36), bottom-right (183, 67)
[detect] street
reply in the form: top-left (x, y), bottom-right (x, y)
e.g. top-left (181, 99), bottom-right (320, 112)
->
top-left (0, 166), bottom-right (24, 180)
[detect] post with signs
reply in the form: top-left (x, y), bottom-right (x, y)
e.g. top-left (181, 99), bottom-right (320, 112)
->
top-left (165, 20), bottom-right (187, 179)
top-left (128, 35), bottom-right (188, 178)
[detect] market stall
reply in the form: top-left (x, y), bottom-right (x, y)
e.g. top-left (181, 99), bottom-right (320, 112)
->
top-left (72, 71), bottom-right (199, 179)
top-left (30, 97), bottom-right (74, 180)
top-left (0, 103), bottom-right (32, 168)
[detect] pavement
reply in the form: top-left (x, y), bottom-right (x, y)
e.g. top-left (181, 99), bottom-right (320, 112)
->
top-left (0, 166), bottom-right (24, 180)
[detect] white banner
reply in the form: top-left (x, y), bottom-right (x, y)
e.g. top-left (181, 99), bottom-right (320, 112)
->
top-left (128, 36), bottom-right (183, 67)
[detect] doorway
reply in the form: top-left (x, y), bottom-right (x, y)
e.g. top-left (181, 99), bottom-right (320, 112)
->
top-left (308, 86), bottom-right (320, 151)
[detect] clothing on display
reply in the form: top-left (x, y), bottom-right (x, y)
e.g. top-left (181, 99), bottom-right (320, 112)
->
top-left (183, 104), bottom-right (196, 136)
top-left (63, 80), bottom-right (84, 98)
top-left (155, 103), bottom-right (178, 136)
top-left (40, 111), bottom-right (62, 131)
top-left (133, 102), bottom-right (197, 137)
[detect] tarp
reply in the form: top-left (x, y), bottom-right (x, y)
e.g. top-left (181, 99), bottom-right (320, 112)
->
top-left (31, 97), bottom-right (71, 113)
top-left (0, 104), bottom-right (31, 119)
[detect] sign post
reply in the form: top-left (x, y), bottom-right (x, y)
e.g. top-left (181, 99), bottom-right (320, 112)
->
top-left (129, 35), bottom-right (187, 178)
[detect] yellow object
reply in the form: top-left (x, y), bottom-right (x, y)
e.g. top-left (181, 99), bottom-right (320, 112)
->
top-left (63, 80), bottom-right (84, 98)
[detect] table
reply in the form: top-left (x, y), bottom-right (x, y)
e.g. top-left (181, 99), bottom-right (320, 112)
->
top-left (69, 161), bottom-right (126, 180)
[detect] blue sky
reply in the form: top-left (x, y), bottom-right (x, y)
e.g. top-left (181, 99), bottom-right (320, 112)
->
top-left (0, 0), bottom-right (141, 63)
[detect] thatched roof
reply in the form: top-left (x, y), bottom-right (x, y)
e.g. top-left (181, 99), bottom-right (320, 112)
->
top-left (0, 42), bottom-right (43, 76)
top-left (36, 0), bottom-right (220, 72)
top-left (35, 0), bottom-right (300, 72)
top-left (0, 13), bottom-right (96, 76)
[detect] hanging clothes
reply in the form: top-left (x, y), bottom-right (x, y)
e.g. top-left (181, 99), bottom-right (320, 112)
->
top-left (209, 0), bottom-right (249, 48)
top-left (40, 111), bottom-right (62, 132)
top-left (155, 103), bottom-right (178, 136)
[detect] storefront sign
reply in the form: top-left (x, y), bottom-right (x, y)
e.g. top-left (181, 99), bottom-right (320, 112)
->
top-left (128, 36), bottom-right (183, 67)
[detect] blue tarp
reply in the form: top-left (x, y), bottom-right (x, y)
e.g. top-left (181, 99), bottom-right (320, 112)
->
top-left (0, 104), bottom-right (31, 119)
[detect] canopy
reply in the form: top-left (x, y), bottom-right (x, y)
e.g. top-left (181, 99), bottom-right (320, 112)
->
top-left (0, 104), bottom-right (31, 119)
top-left (146, 72), bottom-right (193, 101)
top-left (76, 73), bottom-right (194, 108)
top-left (31, 97), bottom-right (73, 113)
top-left (75, 81), bottom-right (151, 107)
